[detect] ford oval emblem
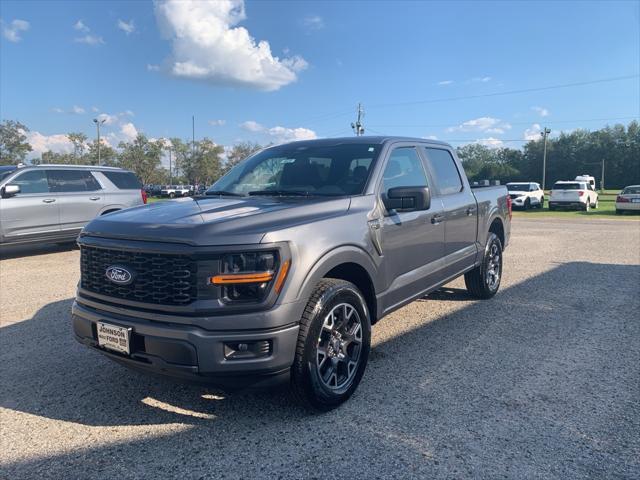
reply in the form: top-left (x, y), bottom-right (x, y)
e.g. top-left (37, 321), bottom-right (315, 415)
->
top-left (105, 265), bottom-right (134, 285)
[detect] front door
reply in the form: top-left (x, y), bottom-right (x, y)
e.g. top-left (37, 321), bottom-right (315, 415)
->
top-left (0, 169), bottom-right (60, 242)
top-left (378, 146), bottom-right (445, 311)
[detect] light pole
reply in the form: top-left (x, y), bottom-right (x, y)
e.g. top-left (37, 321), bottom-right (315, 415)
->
top-left (93, 118), bottom-right (106, 166)
top-left (540, 127), bottom-right (551, 191)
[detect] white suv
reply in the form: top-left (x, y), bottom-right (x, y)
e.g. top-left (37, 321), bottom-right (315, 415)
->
top-left (506, 182), bottom-right (544, 209)
top-left (549, 181), bottom-right (599, 211)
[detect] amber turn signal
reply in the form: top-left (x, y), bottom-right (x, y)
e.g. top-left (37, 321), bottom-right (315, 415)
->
top-left (210, 272), bottom-right (274, 285)
top-left (274, 259), bottom-right (291, 293)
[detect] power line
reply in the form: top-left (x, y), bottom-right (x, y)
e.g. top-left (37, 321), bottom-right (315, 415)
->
top-left (367, 74), bottom-right (639, 109)
top-left (367, 115), bottom-right (639, 129)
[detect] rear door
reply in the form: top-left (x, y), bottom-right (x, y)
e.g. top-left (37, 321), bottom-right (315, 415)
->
top-left (422, 147), bottom-right (477, 271)
top-left (0, 169), bottom-right (60, 242)
top-left (96, 170), bottom-right (143, 209)
top-left (378, 145), bottom-right (445, 309)
top-left (49, 169), bottom-right (105, 233)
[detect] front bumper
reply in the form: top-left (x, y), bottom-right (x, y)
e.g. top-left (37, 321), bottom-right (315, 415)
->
top-left (72, 300), bottom-right (300, 389)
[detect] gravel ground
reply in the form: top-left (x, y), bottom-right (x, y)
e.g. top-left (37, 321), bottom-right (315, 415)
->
top-left (1, 217), bottom-right (639, 479)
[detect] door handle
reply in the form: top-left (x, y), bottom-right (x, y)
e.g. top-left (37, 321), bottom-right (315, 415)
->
top-left (89, 196), bottom-right (101, 201)
top-left (42, 198), bottom-right (56, 203)
top-left (431, 214), bottom-right (444, 225)
top-left (466, 206), bottom-right (477, 216)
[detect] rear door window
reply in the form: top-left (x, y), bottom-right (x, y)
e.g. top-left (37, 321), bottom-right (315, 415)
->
top-left (11, 170), bottom-right (51, 194)
top-left (102, 171), bottom-right (142, 189)
top-left (49, 170), bottom-right (102, 192)
top-left (422, 148), bottom-right (463, 195)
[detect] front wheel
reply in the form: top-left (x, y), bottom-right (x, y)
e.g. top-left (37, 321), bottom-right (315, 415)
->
top-left (464, 232), bottom-right (503, 299)
top-left (290, 279), bottom-right (371, 411)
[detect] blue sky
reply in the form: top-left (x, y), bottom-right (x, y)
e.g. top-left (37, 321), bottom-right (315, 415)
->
top-left (1, 0), bottom-right (638, 159)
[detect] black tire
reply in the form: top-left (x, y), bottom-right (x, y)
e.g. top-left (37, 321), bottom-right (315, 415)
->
top-left (290, 278), bottom-right (371, 411)
top-left (464, 232), bottom-right (503, 300)
top-left (169, 192), bottom-right (175, 199)
top-left (524, 198), bottom-right (531, 210)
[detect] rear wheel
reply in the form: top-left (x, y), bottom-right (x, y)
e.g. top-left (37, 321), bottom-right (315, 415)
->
top-left (584, 201), bottom-right (590, 212)
top-left (464, 232), bottom-right (503, 299)
top-left (290, 279), bottom-right (371, 411)
top-left (593, 199), bottom-right (599, 209)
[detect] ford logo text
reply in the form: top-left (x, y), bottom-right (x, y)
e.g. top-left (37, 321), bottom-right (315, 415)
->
top-left (105, 265), bottom-right (134, 285)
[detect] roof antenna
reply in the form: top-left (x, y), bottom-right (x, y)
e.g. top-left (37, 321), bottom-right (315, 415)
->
top-left (351, 103), bottom-right (365, 136)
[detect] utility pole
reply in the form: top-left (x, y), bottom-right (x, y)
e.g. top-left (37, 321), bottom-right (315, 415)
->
top-left (168, 144), bottom-right (173, 185)
top-left (93, 118), bottom-right (106, 166)
top-left (540, 127), bottom-right (551, 191)
top-left (351, 103), bottom-right (365, 136)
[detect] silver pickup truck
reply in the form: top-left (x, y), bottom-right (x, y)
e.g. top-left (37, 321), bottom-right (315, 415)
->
top-left (72, 137), bottom-right (511, 410)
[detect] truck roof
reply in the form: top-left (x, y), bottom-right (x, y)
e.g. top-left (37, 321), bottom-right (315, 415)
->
top-left (270, 136), bottom-right (452, 148)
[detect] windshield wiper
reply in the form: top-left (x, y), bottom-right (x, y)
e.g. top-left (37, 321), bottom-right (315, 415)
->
top-left (205, 190), bottom-right (245, 197)
top-left (248, 190), bottom-right (310, 196)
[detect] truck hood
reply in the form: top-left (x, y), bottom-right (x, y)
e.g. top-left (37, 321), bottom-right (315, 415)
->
top-left (81, 195), bottom-right (351, 246)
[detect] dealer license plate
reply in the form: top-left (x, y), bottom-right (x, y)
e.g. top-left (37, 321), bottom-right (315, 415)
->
top-left (97, 322), bottom-right (131, 355)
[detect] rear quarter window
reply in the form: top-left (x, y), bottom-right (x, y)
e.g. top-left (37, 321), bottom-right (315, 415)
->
top-left (102, 171), bottom-right (142, 189)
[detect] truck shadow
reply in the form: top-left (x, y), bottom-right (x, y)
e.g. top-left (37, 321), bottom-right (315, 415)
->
top-left (0, 241), bottom-right (78, 260)
top-left (1, 262), bottom-right (639, 478)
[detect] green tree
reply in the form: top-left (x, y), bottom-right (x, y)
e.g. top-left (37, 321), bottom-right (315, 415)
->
top-left (224, 141), bottom-right (262, 173)
top-left (181, 138), bottom-right (224, 186)
top-left (0, 120), bottom-right (33, 165)
top-left (118, 134), bottom-right (163, 184)
top-left (67, 132), bottom-right (88, 164)
top-left (88, 140), bottom-right (117, 166)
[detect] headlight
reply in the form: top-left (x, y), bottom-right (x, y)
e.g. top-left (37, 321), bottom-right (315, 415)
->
top-left (209, 251), bottom-right (290, 303)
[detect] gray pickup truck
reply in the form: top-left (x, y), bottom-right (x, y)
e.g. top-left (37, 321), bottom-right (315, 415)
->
top-left (72, 137), bottom-right (511, 410)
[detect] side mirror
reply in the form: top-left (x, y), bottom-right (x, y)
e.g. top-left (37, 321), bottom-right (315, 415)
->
top-left (1, 184), bottom-right (20, 198)
top-left (383, 186), bottom-right (431, 213)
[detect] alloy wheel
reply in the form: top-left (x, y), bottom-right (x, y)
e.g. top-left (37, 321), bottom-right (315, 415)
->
top-left (485, 241), bottom-right (501, 290)
top-left (316, 303), bottom-right (363, 390)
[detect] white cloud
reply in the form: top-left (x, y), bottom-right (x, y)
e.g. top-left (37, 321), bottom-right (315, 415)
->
top-left (209, 119), bottom-right (226, 126)
top-left (74, 20), bottom-right (90, 33)
top-left (120, 122), bottom-right (139, 141)
top-left (471, 76), bottom-right (492, 83)
top-left (240, 120), bottom-right (316, 143)
top-left (437, 80), bottom-right (453, 86)
top-left (240, 120), bottom-right (264, 132)
top-left (75, 34), bottom-right (105, 45)
top-left (71, 105), bottom-right (85, 114)
top-left (154, 0), bottom-right (308, 91)
top-left (524, 123), bottom-right (542, 141)
top-left (531, 106), bottom-right (550, 117)
top-left (2, 19), bottom-right (30, 42)
top-left (147, 64), bottom-right (160, 71)
top-left (52, 107), bottom-right (65, 113)
top-left (475, 137), bottom-right (504, 148)
top-left (73, 20), bottom-right (104, 45)
top-left (96, 113), bottom-right (118, 125)
top-left (302, 15), bottom-right (324, 30)
top-left (26, 131), bottom-right (75, 159)
top-left (447, 117), bottom-right (511, 134)
top-left (267, 126), bottom-right (316, 144)
top-left (117, 19), bottom-right (135, 35)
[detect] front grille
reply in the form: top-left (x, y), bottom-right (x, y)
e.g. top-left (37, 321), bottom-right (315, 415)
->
top-left (509, 193), bottom-right (523, 199)
top-left (80, 246), bottom-right (198, 306)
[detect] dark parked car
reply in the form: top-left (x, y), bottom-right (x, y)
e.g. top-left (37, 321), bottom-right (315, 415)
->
top-left (72, 137), bottom-right (511, 410)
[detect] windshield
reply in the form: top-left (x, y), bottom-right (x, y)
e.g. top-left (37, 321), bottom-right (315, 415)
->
top-left (622, 186), bottom-right (640, 194)
top-left (209, 143), bottom-right (382, 196)
top-left (507, 184), bottom-right (530, 192)
top-left (0, 167), bottom-right (17, 182)
top-left (554, 183), bottom-right (583, 190)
